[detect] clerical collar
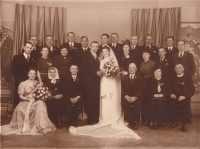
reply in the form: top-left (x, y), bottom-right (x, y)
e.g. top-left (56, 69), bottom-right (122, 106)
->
top-left (177, 73), bottom-right (184, 77)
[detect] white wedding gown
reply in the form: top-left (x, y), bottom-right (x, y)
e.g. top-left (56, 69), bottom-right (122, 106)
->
top-left (69, 55), bottom-right (141, 139)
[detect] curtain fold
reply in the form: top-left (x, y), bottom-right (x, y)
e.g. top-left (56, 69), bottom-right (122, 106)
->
top-left (132, 7), bottom-right (181, 48)
top-left (13, 4), bottom-right (65, 55)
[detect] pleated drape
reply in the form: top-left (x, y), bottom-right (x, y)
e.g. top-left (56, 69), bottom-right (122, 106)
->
top-left (132, 7), bottom-right (181, 47)
top-left (13, 4), bottom-right (65, 55)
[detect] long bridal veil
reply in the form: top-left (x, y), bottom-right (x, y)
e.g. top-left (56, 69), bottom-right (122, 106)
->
top-left (69, 46), bottom-right (141, 139)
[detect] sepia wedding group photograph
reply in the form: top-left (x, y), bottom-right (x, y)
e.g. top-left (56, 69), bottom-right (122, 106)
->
top-left (0, 0), bottom-right (199, 149)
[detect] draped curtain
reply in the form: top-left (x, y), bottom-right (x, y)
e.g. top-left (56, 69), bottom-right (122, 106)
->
top-left (132, 7), bottom-right (181, 47)
top-left (13, 4), bottom-right (65, 55)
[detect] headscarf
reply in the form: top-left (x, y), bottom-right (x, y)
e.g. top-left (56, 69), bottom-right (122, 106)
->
top-left (48, 67), bottom-right (59, 84)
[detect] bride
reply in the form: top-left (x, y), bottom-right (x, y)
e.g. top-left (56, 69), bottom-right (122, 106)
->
top-left (69, 46), bottom-right (141, 139)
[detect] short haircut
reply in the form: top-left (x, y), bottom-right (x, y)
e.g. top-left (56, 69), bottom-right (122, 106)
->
top-left (142, 50), bottom-right (150, 54)
top-left (24, 42), bottom-right (32, 46)
top-left (45, 35), bottom-right (53, 39)
top-left (177, 40), bottom-right (186, 44)
top-left (145, 34), bottom-right (153, 39)
top-left (81, 36), bottom-right (88, 40)
top-left (101, 46), bottom-right (110, 52)
top-left (175, 63), bottom-right (184, 68)
top-left (165, 36), bottom-right (175, 41)
top-left (90, 41), bottom-right (99, 46)
top-left (158, 47), bottom-right (166, 52)
top-left (40, 45), bottom-right (50, 52)
top-left (131, 35), bottom-right (138, 38)
top-left (29, 35), bottom-right (37, 40)
top-left (70, 64), bottom-right (79, 69)
top-left (67, 32), bottom-right (75, 36)
top-left (101, 33), bottom-right (109, 38)
top-left (111, 33), bottom-right (119, 37)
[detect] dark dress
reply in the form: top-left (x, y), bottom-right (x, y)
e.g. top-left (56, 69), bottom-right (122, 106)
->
top-left (37, 57), bottom-right (53, 81)
top-left (44, 78), bottom-right (64, 124)
top-left (119, 52), bottom-right (133, 72)
top-left (146, 77), bottom-right (170, 124)
top-left (53, 54), bottom-right (73, 78)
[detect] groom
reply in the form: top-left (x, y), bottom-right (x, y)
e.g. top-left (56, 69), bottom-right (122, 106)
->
top-left (121, 63), bottom-right (145, 130)
top-left (84, 41), bottom-right (102, 125)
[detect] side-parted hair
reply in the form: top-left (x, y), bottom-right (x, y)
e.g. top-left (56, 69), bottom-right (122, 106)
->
top-left (145, 34), bottom-right (153, 39)
top-left (24, 42), bottom-right (32, 47)
top-left (177, 40), bottom-right (186, 44)
top-left (153, 65), bottom-right (162, 72)
top-left (29, 35), bottom-right (37, 40)
top-left (45, 35), bottom-right (53, 39)
top-left (60, 45), bottom-right (69, 51)
top-left (81, 36), bottom-right (88, 40)
top-left (111, 33), bottom-right (119, 37)
top-left (90, 41), bottom-right (99, 46)
top-left (165, 36), bottom-right (175, 41)
top-left (101, 33), bottom-right (109, 38)
top-left (67, 32), bottom-right (75, 36)
top-left (70, 64), bottom-right (79, 69)
top-left (142, 50), bottom-right (150, 54)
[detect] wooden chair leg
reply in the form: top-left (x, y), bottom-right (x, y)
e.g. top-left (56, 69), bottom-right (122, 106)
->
top-left (82, 107), bottom-right (84, 124)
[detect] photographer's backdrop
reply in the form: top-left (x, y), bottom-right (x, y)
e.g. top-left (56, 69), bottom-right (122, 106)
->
top-left (0, 0), bottom-right (199, 116)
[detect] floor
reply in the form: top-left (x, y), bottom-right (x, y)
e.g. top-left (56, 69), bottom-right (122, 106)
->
top-left (1, 115), bottom-right (200, 149)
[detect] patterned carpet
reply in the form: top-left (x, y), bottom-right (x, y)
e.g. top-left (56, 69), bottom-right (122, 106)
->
top-left (1, 115), bottom-right (199, 149)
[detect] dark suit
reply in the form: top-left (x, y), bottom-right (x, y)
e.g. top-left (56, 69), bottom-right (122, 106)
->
top-left (141, 45), bottom-right (158, 62)
top-left (121, 73), bottom-right (145, 123)
top-left (47, 46), bottom-right (60, 59)
top-left (61, 42), bottom-right (81, 56)
top-left (155, 56), bottom-right (173, 78)
top-left (171, 52), bottom-right (195, 78)
top-left (85, 50), bottom-right (101, 123)
top-left (130, 45), bottom-right (143, 68)
top-left (108, 43), bottom-right (122, 62)
top-left (64, 74), bottom-right (85, 125)
top-left (165, 46), bottom-right (178, 58)
top-left (76, 47), bottom-right (90, 76)
top-left (10, 54), bottom-right (36, 107)
top-left (22, 46), bottom-right (40, 64)
top-left (168, 75), bottom-right (195, 123)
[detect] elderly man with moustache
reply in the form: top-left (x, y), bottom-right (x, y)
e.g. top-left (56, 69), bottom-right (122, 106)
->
top-left (45, 35), bottom-right (60, 59)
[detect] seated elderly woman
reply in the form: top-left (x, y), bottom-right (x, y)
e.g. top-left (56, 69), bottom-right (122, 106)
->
top-left (146, 66), bottom-right (170, 130)
top-left (1, 67), bottom-right (56, 135)
top-left (43, 67), bottom-right (65, 129)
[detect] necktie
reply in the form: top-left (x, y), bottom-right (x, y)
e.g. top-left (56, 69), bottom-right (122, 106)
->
top-left (70, 43), bottom-right (73, 50)
top-left (180, 52), bottom-right (183, 57)
top-left (73, 76), bottom-right (76, 81)
top-left (130, 75), bottom-right (133, 83)
top-left (169, 47), bottom-right (172, 51)
top-left (94, 53), bottom-right (97, 59)
top-left (113, 43), bottom-right (116, 48)
top-left (27, 55), bottom-right (30, 62)
top-left (160, 57), bottom-right (163, 62)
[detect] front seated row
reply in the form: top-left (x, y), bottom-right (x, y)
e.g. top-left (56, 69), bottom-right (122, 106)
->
top-left (1, 62), bottom-right (195, 135)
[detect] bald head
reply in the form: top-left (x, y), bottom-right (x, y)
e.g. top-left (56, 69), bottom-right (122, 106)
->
top-left (128, 63), bottom-right (137, 74)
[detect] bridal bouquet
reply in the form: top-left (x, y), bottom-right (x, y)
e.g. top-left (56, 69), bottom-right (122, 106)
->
top-left (102, 58), bottom-right (119, 78)
top-left (32, 86), bottom-right (51, 101)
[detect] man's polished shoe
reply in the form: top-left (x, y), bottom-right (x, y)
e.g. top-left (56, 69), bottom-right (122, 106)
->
top-left (169, 122), bottom-right (178, 129)
top-left (187, 119), bottom-right (192, 124)
top-left (181, 123), bottom-right (188, 132)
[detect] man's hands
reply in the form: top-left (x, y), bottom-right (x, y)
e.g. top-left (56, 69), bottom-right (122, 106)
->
top-left (124, 95), bottom-right (137, 103)
top-left (70, 96), bottom-right (80, 104)
top-left (170, 94), bottom-right (186, 102)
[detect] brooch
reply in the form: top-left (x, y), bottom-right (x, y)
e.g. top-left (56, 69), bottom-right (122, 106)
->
top-left (47, 62), bottom-right (52, 66)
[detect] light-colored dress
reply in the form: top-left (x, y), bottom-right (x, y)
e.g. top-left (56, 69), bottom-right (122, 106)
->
top-left (69, 57), bottom-right (141, 139)
top-left (1, 80), bottom-right (56, 135)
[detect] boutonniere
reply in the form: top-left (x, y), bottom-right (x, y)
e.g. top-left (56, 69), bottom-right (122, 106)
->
top-left (178, 82), bottom-right (184, 85)
top-left (160, 83), bottom-right (164, 86)
top-left (47, 62), bottom-right (52, 66)
top-left (55, 88), bottom-right (57, 91)
top-left (154, 50), bottom-right (156, 53)
top-left (165, 63), bottom-right (169, 66)
top-left (72, 46), bottom-right (77, 50)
